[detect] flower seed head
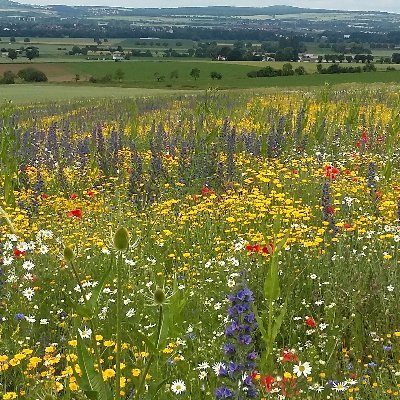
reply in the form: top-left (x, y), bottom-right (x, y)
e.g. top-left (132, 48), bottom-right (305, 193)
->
top-left (63, 246), bottom-right (75, 262)
top-left (113, 227), bottom-right (129, 251)
top-left (154, 288), bottom-right (166, 305)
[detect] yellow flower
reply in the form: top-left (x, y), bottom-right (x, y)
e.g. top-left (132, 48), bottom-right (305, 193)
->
top-left (132, 368), bottom-right (141, 377)
top-left (102, 368), bottom-right (116, 380)
top-left (3, 392), bottom-right (18, 400)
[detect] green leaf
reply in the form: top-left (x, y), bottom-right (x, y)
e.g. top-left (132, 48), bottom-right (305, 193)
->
top-left (149, 379), bottom-right (168, 399)
top-left (65, 296), bottom-right (93, 319)
top-left (76, 333), bottom-right (111, 400)
top-left (274, 230), bottom-right (290, 254)
top-left (264, 256), bottom-right (280, 301)
top-left (84, 391), bottom-right (99, 400)
top-left (270, 299), bottom-right (288, 344)
top-left (252, 304), bottom-right (267, 341)
top-left (87, 263), bottom-right (113, 311)
top-left (384, 160), bottom-right (392, 181)
top-left (123, 323), bottom-right (158, 353)
top-left (272, 215), bottom-right (282, 235)
top-left (159, 280), bottom-right (188, 345)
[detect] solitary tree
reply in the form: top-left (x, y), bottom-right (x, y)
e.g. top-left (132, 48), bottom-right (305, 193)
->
top-left (154, 72), bottom-right (165, 82)
top-left (115, 68), bottom-right (125, 82)
top-left (26, 47), bottom-right (39, 61)
top-left (8, 49), bottom-right (17, 61)
top-left (190, 68), bottom-right (200, 80)
top-left (170, 70), bottom-right (179, 79)
top-left (282, 63), bottom-right (294, 76)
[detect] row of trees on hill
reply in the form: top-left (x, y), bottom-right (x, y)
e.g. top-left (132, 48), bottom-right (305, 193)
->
top-left (0, 46), bottom-right (39, 60)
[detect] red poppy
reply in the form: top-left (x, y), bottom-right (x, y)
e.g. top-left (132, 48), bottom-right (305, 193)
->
top-left (344, 169), bottom-right (351, 175)
top-left (201, 186), bottom-right (214, 196)
top-left (246, 243), bottom-right (274, 254)
top-left (375, 191), bottom-right (382, 200)
top-left (281, 348), bottom-right (298, 363)
top-left (361, 131), bottom-right (368, 143)
top-left (67, 209), bottom-right (82, 218)
top-left (323, 165), bottom-right (339, 180)
top-left (14, 248), bottom-right (25, 257)
top-left (250, 371), bottom-right (260, 380)
top-left (41, 193), bottom-right (48, 199)
top-left (87, 190), bottom-right (95, 197)
top-left (292, 169), bottom-right (299, 175)
top-left (261, 375), bottom-right (275, 391)
top-left (165, 153), bottom-right (172, 160)
top-left (343, 223), bottom-right (352, 229)
top-left (326, 206), bottom-right (335, 215)
top-left (262, 244), bottom-right (275, 254)
top-left (71, 193), bottom-right (77, 200)
top-left (305, 316), bottom-right (316, 328)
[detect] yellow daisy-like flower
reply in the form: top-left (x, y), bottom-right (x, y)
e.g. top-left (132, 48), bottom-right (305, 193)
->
top-left (102, 368), bottom-right (116, 380)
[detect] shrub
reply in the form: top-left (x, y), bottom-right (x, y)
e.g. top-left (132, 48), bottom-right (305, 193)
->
top-left (17, 68), bottom-right (48, 82)
top-left (0, 71), bottom-right (15, 84)
top-left (89, 74), bottom-right (113, 84)
top-left (210, 71), bottom-right (222, 80)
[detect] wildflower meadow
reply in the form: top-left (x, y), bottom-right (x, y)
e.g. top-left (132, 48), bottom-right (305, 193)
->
top-left (1, 87), bottom-right (400, 399)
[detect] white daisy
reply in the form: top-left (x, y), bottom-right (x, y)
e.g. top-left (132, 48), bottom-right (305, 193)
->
top-left (331, 381), bottom-right (348, 391)
top-left (22, 260), bottom-right (35, 271)
top-left (293, 361), bottom-right (312, 377)
top-left (196, 362), bottom-right (210, 370)
top-left (212, 362), bottom-right (225, 376)
top-left (78, 327), bottom-right (92, 339)
top-left (22, 287), bottom-right (35, 301)
top-left (171, 379), bottom-right (186, 394)
top-left (126, 308), bottom-right (136, 318)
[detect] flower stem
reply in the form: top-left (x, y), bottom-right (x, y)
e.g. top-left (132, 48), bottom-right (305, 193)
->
top-left (134, 305), bottom-right (163, 400)
top-left (70, 260), bottom-right (104, 383)
top-left (115, 252), bottom-right (123, 399)
top-left (0, 205), bottom-right (15, 234)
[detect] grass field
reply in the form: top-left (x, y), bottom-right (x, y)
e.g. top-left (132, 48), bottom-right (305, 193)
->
top-left (1, 60), bottom-right (400, 102)
top-left (64, 60), bottom-right (400, 89)
top-left (0, 84), bottom-right (190, 103)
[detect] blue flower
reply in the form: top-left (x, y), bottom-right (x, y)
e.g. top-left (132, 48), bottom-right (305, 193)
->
top-left (239, 335), bottom-right (252, 345)
top-left (215, 386), bottom-right (235, 399)
top-left (224, 343), bottom-right (236, 354)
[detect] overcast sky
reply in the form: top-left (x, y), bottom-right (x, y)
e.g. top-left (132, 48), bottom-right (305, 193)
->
top-left (22, 0), bottom-right (400, 13)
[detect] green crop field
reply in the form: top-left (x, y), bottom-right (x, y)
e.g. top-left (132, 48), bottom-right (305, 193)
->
top-left (1, 60), bottom-right (400, 97)
top-left (63, 60), bottom-right (400, 89)
top-left (0, 84), bottom-right (190, 103)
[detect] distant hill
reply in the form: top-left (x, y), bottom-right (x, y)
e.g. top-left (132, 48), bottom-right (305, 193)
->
top-left (96, 5), bottom-right (342, 17)
top-left (1, 2), bottom-right (396, 18)
top-left (0, 0), bottom-right (27, 7)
